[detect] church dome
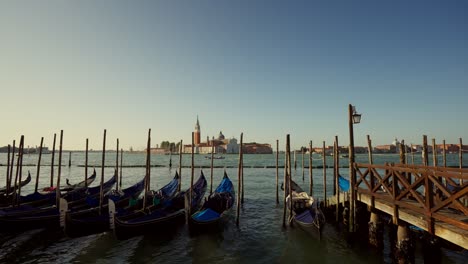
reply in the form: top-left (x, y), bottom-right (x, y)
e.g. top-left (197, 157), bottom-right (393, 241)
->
top-left (218, 131), bottom-right (225, 140)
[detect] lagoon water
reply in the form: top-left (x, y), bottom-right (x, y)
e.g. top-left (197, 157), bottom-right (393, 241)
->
top-left (0, 152), bottom-right (466, 263)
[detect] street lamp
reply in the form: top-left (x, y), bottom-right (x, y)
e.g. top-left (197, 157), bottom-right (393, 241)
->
top-left (348, 104), bottom-right (362, 233)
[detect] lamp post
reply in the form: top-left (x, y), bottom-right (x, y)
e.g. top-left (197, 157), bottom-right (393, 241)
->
top-left (348, 104), bottom-right (361, 233)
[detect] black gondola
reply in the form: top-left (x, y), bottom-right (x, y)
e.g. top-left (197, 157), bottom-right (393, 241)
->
top-left (0, 172), bottom-right (32, 195)
top-left (109, 172), bottom-right (207, 240)
top-left (63, 174), bottom-right (148, 237)
top-left (0, 173), bottom-right (116, 232)
top-left (189, 171), bottom-right (235, 233)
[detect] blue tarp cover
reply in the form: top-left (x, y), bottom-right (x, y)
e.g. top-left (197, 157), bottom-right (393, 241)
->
top-left (339, 175), bottom-right (350, 192)
top-left (215, 178), bottom-right (233, 193)
top-left (192, 208), bottom-right (220, 222)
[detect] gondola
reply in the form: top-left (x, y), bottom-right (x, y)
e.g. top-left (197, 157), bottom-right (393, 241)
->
top-left (0, 173), bottom-right (116, 232)
top-left (63, 174), bottom-right (148, 238)
top-left (109, 171), bottom-right (207, 240)
top-left (0, 170), bottom-right (99, 209)
top-left (0, 172), bottom-right (32, 195)
top-left (41, 170), bottom-right (97, 193)
top-left (286, 180), bottom-right (325, 239)
top-left (189, 171), bottom-right (235, 233)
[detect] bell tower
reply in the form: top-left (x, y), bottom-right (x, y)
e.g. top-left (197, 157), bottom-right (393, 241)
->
top-left (194, 115), bottom-right (201, 145)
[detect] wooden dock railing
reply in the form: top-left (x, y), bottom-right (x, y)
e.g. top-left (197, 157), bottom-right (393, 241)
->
top-left (354, 163), bottom-right (468, 235)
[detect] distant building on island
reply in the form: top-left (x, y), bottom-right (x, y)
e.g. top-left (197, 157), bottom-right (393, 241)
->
top-left (183, 117), bottom-right (272, 154)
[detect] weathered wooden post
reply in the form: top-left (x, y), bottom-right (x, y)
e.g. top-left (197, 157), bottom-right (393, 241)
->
top-left (334, 136), bottom-right (339, 222)
top-left (56, 131), bottom-right (63, 208)
top-left (276, 139), bottom-right (279, 205)
top-left (395, 141), bottom-right (413, 262)
top-left (287, 135), bottom-right (293, 226)
top-left (68, 152), bottom-right (72, 167)
top-left (15, 136), bottom-right (25, 206)
top-left (241, 138), bottom-right (244, 205)
top-left (190, 132), bottom-right (194, 216)
top-left (178, 140), bottom-right (183, 192)
top-left (210, 142), bottom-right (214, 195)
top-left (120, 148), bottom-right (123, 189)
top-left (5, 145), bottom-right (11, 195)
top-left (367, 135), bottom-right (382, 249)
top-left (236, 133), bottom-right (243, 226)
top-left (432, 138), bottom-right (437, 167)
top-left (50, 133), bottom-right (56, 187)
top-left (322, 141), bottom-right (327, 206)
top-left (282, 136), bottom-right (288, 227)
top-left (459, 138), bottom-right (463, 184)
top-left (442, 140), bottom-right (446, 168)
top-left (99, 130), bottom-right (107, 214)
top-left (302, 148), bottom-right (305, 181)
top-left (34, 137), bottom-right (44, 193)
top-left (116, 138), bottom-right (119, 191)
top-left (423, 135), bottom-right (429, 166)
top-left (142, 129), bottom-right (151, 209)
top-left (309, 141), bottom-right (313, 196)
top-left (85, 139), bottom-right (89, 188)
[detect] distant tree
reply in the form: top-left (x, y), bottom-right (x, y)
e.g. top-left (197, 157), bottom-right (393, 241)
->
top-left (160, 141), bottom-right (170, 150)
top-left (169, 142), bottom-right (176, 152)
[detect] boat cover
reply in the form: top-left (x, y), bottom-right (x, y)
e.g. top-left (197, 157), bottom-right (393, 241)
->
top-left (338, 175), bottom-right (350, 192)
top-left (192, 208), bottom-right (220, 222)
top-left (215, 177), bottom-right (233, 193)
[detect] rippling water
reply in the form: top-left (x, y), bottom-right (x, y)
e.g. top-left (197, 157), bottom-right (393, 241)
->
top-left (0, 153), bottom-right (466, 263)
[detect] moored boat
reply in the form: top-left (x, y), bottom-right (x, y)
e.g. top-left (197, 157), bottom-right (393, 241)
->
top-left (109, 172), bottom-right (207, 240)
top-left (189, 171), bottom-right (235, 233)
top-left (286, 181), bottom-right (325, 239)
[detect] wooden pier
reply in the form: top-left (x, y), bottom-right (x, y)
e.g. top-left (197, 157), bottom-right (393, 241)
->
top-left (328, 162), bottom-right (468, 250)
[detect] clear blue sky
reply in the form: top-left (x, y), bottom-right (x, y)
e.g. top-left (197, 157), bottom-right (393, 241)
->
top-left (1, 1), bottom-right (467, 151)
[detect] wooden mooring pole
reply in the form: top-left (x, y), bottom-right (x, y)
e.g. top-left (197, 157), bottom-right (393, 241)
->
top-left (309, 141), bottom-right (313, 196)
top-left (322, 141), bottom-right (326, 207)
top-left (56, 131), bottom-right (63, 208)
top-left (348, 104), bottom-right (356, 233)
top-left (142, 129), bottom-right (151, 209)
top-left (236, 133), bottom-right (243, 226)
top-left (99, 130), bottom-right (106, 214)
top-left (241, 137), bottom-right (244, 205)
top-left (282, 136), bottom-right (288, 227)
top-left (334, 136), bottom-right (339, 223)
top-left (442, 140), bottom-right (446, 168)
top-left (6, 145), bottom-right (11, 195)
top-left (34, 137), bottom-right (44, 193)
top-left (178, 140), bottom-right (183, 192)
top-left (50, 133), bottom-right (56, 187)
top-left (432, 138), bottom-right (437, 167)
top-left (459, 138), bottom-right (463, 185)
top-left (302, 148), bottom-right (305, 181)
top-left (422, 135), bottom-right (428, 166)
top-left (15, 136), bottom-right (25, 206)
top-left (210, 143), bottom-right (214, 195)
top-left (287, 135), bottom-right (292, 226)
top-left (190, 133), bottom-right (194, 216)
top-left (276, 139), bottom-right (279, 205)
top-left (120, 148), bottom-right (123, 189)
top-left (68, 152), bottom-right (71, 167)
top-left (85, 139), bottom-right (89, 188)
top-left (116, 138), bottom-right (119, 191)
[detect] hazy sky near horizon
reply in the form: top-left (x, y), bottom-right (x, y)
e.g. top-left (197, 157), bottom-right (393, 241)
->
top-left (1, 1), bottom-right (467, 151)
